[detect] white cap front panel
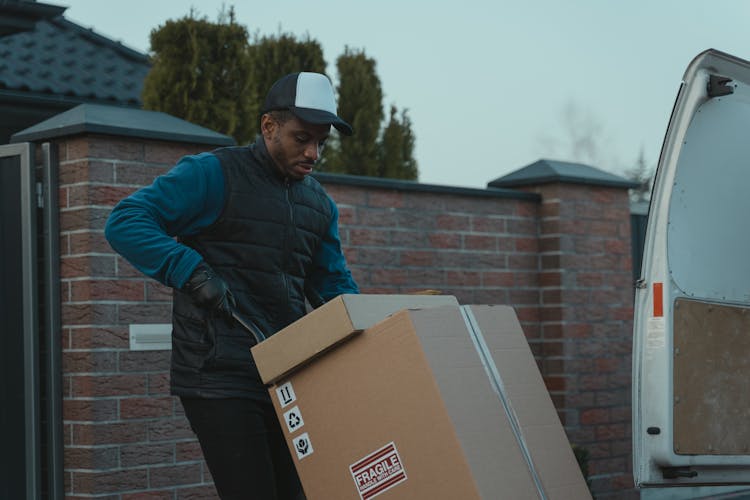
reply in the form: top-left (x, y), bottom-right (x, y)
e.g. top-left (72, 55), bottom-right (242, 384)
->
top-left (294, 72), bottom-right (337, 113)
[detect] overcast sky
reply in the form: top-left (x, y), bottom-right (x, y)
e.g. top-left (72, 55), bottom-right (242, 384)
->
top-left (60, 0), bottom-right (750, 188)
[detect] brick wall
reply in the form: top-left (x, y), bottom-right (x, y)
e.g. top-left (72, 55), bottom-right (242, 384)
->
top-left (58, 135), bottom-right (217, 499)
top-left (319, 177), bottom-right (542, 335)
top-left (56, 133), bottom-right (635, 499)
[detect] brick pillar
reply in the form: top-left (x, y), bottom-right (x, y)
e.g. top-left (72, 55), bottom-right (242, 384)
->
top-left (12, 104), bottom-right (234, 498)
top-left (490, 160), bottom-right (638, 498)
top-left (58, 135), bottom-right (208, 497)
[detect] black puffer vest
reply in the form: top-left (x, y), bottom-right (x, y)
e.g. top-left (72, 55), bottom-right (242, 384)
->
top-left (170, 138), bottom-right (333, 398)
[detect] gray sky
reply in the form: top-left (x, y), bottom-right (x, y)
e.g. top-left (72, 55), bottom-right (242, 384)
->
top-left (61, 0), bottom-right (750, 188)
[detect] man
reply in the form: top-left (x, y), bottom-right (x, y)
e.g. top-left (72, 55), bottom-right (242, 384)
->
top-left (105, 72), bottom-right (359, 499)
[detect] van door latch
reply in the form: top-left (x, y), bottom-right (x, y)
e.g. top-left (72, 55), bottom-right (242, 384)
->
top-left (708, 75), bottom-right (734, 98)
top-left (661, 466), bottom-right (698, 479)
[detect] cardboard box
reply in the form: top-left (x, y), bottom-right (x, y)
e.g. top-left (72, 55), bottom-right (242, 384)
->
top-left (251, 297), bottom-right (590, 499)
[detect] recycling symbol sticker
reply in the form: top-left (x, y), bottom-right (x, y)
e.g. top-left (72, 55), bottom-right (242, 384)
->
top-left (293, 433), bottom-right (314, 460)
top-left (283, 405), bottom-right (304, 433)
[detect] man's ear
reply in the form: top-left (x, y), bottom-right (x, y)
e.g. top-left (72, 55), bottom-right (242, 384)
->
top-left (260, 114), bottom-right (276, 140)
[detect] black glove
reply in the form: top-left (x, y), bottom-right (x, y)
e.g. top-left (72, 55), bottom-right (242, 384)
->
top-left (183, 262), bottom-right (236, 320)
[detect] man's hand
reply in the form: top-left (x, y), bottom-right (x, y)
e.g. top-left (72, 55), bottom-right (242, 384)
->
top-left (183, 262), bottom-right (236, 320)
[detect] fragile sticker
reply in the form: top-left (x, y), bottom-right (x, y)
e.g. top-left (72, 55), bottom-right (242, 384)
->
top-left (276, 381), bottom-right (296, 408)
top-left (349, 442), bottom-right (407, 500)
top-left (283, 405), bottom-right (304, 433)
top-left (292, 432), bottom-right (314, 460)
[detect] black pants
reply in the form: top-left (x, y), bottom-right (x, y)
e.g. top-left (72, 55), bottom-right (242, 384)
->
top-left (181, 397), bottom-right (304, 500)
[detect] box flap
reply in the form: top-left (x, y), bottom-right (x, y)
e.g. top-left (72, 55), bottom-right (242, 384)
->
top-left (251, 294), bottom-right (458, 384)
top-left (339, 294), bottom-right (457, 330)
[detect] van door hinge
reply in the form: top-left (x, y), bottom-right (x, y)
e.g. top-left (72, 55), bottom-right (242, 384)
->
top-left (36, 182), bottom-right (44, 208)
top-left (708, 74), bottom-right (734, 98)
top-left (661, 466), bottom-right (698, 479)
top-left (635, 279), bottom-right (647, 289)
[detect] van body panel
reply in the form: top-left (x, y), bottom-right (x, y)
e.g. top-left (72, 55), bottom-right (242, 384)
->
top-left (633, 49), bottom-right (750, 490)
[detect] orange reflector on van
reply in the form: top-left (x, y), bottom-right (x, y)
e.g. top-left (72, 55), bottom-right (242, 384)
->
top-left (653, 282), bottom-right (663, 317)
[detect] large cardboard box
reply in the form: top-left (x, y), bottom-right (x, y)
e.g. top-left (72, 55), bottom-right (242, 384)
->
top-left (251, 296), bottom-right (590, 499)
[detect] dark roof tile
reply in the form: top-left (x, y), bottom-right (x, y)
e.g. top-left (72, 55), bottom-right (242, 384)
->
top-left (0, 1), bottom-right (66, 36)
top-left (0, 15), bottom-right (150, 105)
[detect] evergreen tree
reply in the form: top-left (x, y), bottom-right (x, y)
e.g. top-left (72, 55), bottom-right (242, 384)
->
top-left (378, 105), bottom-right (418, 180)
top-left (624, 147), bottom-right (655, 202)
top-left (141, 8), bottom-right (255, 144)
top-left (141, 10), bottom-right (418, 179)
top-left (399, 109), bottom-right (418, 180)
top-left (246, 32), bottom-right (327, 137)
top-left (325, 47), bottom-right (384, 176)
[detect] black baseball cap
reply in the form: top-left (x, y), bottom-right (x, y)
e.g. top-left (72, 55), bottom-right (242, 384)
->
top-left (261, 72), bottom-right (353, 136)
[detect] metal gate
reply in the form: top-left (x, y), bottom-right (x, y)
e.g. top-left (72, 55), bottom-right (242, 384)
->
top-left (0, 142), bottom-right (63, 500)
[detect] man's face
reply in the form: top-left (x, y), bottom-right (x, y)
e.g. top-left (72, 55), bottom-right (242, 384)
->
top-left (261, 114), bottom-right (330, 180)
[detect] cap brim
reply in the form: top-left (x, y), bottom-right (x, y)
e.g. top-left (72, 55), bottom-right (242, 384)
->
top-left (290, 106), bottom-right (353, 136)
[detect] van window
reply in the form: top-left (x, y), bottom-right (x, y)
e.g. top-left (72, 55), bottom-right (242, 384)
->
top-left (667, 86), bottom-right (750, 304)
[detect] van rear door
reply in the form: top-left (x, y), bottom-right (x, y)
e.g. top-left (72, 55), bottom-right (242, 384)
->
top-left (633, 49), bottom-right (750, 495)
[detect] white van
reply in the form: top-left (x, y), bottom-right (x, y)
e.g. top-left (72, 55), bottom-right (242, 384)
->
top-left (633, 49), bottom-right (750, 499)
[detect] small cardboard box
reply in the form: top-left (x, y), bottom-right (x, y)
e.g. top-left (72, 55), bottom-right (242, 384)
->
top-left (251, 297), bottom-right (590, 499)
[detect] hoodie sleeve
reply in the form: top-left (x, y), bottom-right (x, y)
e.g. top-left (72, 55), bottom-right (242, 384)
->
top-left (104, 152), bottom-right (225, 289)
top-left (307, 197), bottom-right (360, 301)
